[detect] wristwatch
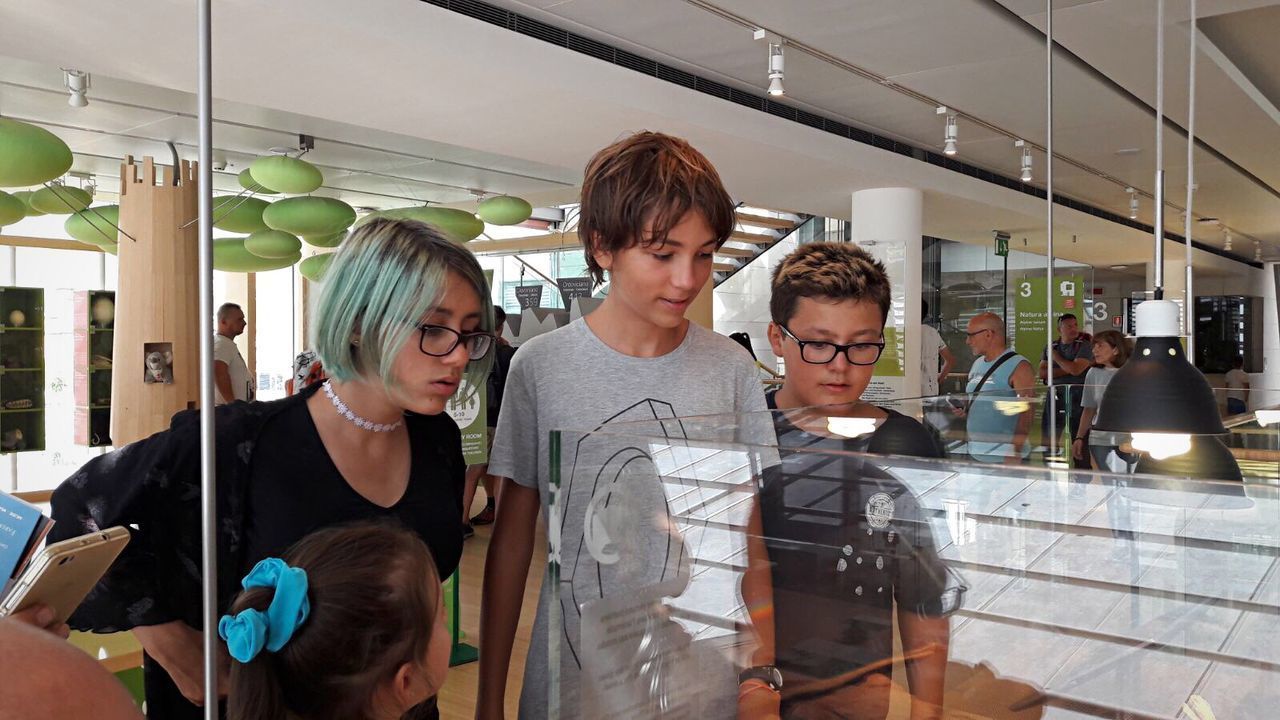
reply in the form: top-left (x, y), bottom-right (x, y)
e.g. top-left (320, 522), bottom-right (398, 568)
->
top-left (738, 665), bottom-right (784, 691)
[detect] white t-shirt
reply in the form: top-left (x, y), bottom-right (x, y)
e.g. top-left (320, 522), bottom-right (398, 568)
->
top-left (213, 334), bottom-right (252, 404)
top-left (920, 324), bottom-right (947, 396)
top-left (1225, 368), bottom-right (1249, 402)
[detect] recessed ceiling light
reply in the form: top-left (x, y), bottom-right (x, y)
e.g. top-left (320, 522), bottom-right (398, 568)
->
top-left (1115, 148), bottom-right (1142, 155)
top-left (1109, 265), bottom-right (1128, 270)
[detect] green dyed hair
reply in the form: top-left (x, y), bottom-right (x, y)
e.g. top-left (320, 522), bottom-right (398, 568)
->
top-left (312, 217), bottom-right (493, 395)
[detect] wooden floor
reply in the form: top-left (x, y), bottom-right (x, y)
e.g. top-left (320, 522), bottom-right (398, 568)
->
top-left (437, 502), bottom-right (546, 719)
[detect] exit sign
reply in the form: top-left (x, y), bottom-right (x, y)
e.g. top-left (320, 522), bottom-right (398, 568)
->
top-left (995, 236), bottom-right (1009, 257)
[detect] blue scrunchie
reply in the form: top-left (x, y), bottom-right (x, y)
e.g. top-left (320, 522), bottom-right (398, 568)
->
top-left (217, 558), bottom-right (311, 663)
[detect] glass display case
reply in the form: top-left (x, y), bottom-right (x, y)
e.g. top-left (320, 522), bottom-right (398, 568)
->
top-left (72, 289), bottom-right (114, 446)
top-left (546, 398), bottom-right (1280, 719)
top-left (0, 286), bottom-right (45, 453)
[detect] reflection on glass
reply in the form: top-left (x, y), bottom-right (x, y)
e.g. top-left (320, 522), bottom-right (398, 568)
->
top-left (550, 403), bottom-right (1280, 719)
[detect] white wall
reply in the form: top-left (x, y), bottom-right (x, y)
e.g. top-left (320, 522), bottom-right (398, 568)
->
top-left (714, 237), bottom-right (801, 372)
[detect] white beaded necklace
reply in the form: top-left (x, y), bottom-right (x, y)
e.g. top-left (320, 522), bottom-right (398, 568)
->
top-left (322, 381), bottom-right (404, 433)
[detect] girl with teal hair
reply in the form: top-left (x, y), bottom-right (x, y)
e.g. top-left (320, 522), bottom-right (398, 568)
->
top-left (50, 217), bottom-right (493, 720)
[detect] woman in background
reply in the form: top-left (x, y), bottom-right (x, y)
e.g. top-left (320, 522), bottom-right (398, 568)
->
top-left (1073, 329), bottom-right (1131, 472)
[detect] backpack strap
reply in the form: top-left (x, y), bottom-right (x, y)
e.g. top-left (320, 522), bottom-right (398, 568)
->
top-left (966, 351), bottom-right (1018, 412)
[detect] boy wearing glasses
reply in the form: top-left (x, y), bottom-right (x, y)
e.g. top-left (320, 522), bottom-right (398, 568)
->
top-left (760, 242), bottom-right (953, 719)
top-left (478, 132), bottom-right (775, 719)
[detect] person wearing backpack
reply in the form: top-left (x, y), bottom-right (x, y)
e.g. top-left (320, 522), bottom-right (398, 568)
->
top-left (960, 312), bottom-right (1035, 464)
top-left (462, 305), bottom-right (516, 535)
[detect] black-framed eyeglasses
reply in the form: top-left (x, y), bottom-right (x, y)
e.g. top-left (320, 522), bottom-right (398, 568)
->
top-left (418, 324), bottom-right (494, 361)
top-left (779, 325), bottom-right (885, 366)
top-left (965, 329), bottom-right (992, 338)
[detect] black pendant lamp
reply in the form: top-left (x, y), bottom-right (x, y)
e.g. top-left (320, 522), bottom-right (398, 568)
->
top-left (1135, 435), bottom-right (1241, 482)
top-left (1093, 300), bottom-right (1225, 435)
top-left (1092, 302), bottom-right (1225, 436)
top-left (1132, 435), bottom-right (1250, 509)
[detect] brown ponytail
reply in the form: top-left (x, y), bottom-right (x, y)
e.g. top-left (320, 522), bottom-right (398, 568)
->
top-left (225, 523), bottom-right (441, 720)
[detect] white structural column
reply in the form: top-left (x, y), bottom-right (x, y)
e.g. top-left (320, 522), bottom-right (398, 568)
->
top-left (851, 188), bottom-right (923, 400)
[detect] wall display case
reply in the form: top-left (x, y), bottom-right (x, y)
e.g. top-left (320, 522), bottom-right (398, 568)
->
top-left (545, 400), bottom-right (1280, 719)
top-left (0, 287), bottom-right (44, 453)
top-left (73, 290), bottom-right (114, 447)
top-left (1195, 295), bottom-right (1263, 374)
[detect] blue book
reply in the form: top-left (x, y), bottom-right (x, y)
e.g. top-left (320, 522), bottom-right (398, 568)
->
top-left (0, 490), bottom-right (51, 583)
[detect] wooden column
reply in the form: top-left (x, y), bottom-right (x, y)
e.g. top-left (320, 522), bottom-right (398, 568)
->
top-left (111, 156), bottom-right (200, 445)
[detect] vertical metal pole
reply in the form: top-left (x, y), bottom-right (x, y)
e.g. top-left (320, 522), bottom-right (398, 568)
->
top-left (1184, 0), bottom-right (1197, 356)
top-left (6, 246), bottom-right (15, 491)
top-left (1153, 0), bottom-right (1165, 300)
top-left (1046, 0), bottom-right (1057, 462)
top-left (196, 0), bottom-right (219, 716)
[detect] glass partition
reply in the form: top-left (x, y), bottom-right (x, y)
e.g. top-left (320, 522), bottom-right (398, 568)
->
top-left (548, 407), bottom-right (1280, 718)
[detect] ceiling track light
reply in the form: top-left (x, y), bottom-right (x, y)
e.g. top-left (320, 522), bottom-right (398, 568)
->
top-left (766, 42), bottom-right (785, 97)
top-left (1126, 187), bottom-right (1139, 220)
top-left (937, 107), bottom-right (958, 156)
top-left (62, 68), bottom-right (90, 108)
top-left (1015, 140), bottom-right (1032, 182)
top-left (1224, 232), bottom-right (1233, 252)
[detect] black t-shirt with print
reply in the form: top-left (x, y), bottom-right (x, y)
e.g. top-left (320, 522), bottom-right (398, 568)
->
top-left (760, 391), bottom-right (951, 699)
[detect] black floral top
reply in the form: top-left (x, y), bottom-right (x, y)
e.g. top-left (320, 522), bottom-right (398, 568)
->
top-left (49, 383), bottom-right (465, 633)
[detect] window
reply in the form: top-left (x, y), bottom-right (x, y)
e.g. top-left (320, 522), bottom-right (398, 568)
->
top-left (2, 247), bottom-right (113, 492)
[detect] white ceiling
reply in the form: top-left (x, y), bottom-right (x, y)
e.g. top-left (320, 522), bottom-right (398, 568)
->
top-left (482, 0), bottom-right (1280, 252)
top-left (0, 55), bottom-right (577, 209)
top-left (0, 0), bottom-right (1274, 273)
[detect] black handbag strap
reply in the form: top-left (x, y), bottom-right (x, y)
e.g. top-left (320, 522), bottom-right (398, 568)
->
top-left (966, 351), bottom-right (1017, 412)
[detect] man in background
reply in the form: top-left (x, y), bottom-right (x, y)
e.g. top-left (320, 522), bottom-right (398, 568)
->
top-left (1225, 356), bottom-right (1250, 415)
top-left (964, 313), bottom-right (1035, 464)
top-left (1038, 313), bottom-right (1092, 467)
top-left (462, 305), bottom-right (516, 535)
top-left (920, 300), bottom-right (954, 396)
top-left (213, 302), bottom-right (253, 405)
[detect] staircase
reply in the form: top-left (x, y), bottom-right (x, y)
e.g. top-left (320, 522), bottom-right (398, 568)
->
top-left (713, 207), bottom-right (811, 286)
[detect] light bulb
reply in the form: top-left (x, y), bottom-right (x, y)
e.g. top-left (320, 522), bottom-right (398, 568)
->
top-left (943, 114), bottom-right (958, 155)
top-left (1132, 432), bottom-right (1192, 460)
top-left (766, 43), bottom-right (784, 97)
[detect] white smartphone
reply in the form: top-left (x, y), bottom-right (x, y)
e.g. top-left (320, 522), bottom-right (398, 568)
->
top-left (0, 526), bottom-right (130, 625)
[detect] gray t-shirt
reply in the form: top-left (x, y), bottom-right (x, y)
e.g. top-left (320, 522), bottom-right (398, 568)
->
top-left (489, 318), bottom-right (771, 719)
top-left (1081, 366), bottom-right (1118, 414)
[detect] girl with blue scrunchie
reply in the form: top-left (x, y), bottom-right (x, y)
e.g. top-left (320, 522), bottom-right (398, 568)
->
top-left (220, 523), bottom-right (449, 720)
top-left (50, 218), bottom-right (493, 718)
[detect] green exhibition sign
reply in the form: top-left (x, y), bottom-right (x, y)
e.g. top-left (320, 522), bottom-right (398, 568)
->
top-left (447, 375), bottom-right (487, 465)
top-left (1013, 274), bottom-right (1084, 362)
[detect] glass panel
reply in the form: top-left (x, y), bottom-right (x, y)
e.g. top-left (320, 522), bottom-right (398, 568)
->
top-left (549, 408), bottom-right (1280, 718)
